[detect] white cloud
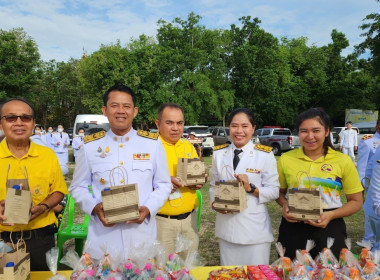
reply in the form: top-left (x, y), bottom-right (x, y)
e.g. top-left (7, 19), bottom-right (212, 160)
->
top-left (0, 0), bottom-right (378, 61)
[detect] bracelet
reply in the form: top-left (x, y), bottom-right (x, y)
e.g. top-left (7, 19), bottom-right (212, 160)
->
top-left (39, 203), bottom-right (50, 211)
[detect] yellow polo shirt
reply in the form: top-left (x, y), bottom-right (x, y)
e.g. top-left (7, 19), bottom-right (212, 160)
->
top-left (0, 140), bottom-right (68, 232)
top-left (158, 136), bottom-right (199, 215)
top-left (277, 147), bottom-right (363, 209)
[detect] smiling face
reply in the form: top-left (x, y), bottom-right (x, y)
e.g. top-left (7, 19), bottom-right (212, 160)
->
top-left (0, 100), bottom-right (35, 144)
top-left (298, 117), bottom-right (329, 157)
top-left (155, 107), bottom-right (185, 144)
top-left (229, 112), bottom-right (256, 148)
top-left (102, 90), bottom-right (138, 136)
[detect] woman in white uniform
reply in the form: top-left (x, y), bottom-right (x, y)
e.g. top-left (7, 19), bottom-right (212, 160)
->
top-left (209, 108), bottom-right (280, 266)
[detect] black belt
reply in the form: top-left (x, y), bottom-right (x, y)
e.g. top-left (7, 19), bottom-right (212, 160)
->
top-left (0, 224), bottom-right (57, 241)
top-left (157, 210), bottom-right (194, 220)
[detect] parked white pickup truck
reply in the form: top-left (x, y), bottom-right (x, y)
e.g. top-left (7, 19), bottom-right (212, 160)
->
top-left (254, 127), bottom-right (301, 156)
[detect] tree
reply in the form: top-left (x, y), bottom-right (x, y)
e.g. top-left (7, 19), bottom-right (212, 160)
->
top-left (0, 28), bottom-right (40, 99)
top-left (357, 0), bottom-right (380, 75)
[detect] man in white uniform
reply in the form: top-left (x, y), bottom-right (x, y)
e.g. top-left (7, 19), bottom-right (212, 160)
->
top-left (357, 119), bottom-right (380, 247)
top-left (52, 124), bottom-right (70, 175)
top-left (69, 85), bottom-right (171, 260)
top-left (340, 121), bottom-right (357, 162)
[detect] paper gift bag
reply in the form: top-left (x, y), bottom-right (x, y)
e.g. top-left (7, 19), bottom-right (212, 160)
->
top-left (0, 240), bottom-right (30, 280)
top-left (288, 171), bottom-right (322, 221)
top-left (4, 187), bottom-right (32, 225)
top-left (176, 158), bottom-right (206, 186)
top-left (214, 181), bottom-right (247, 213)
top-left (101, 167), bottom-right (140, 224)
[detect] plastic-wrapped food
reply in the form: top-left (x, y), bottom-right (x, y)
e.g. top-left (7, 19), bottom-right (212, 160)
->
top-left (208, 266), bottom-right (248, 280)
top-left (46, 247), bottom-right (67, 280)
top-left (358, 241), bottom-right (373, 268)
top-left (271, 243), bottom-right (292, 279)
top-left (315, 238), bottom-right (339, 269)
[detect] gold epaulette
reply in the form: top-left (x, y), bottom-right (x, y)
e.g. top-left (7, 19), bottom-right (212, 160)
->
top-left (362, 134), bottom-right (374, 141)
top-left (377, 160), bottom-right (380, 164)
top-left (213, 143), bottom-right (229, 151)
top-left (254, 144), bottom-right (273, 153)
top-left (84, 131), bottom-right (106, 144)
top-left (137, 130), bottom-right (159, 140)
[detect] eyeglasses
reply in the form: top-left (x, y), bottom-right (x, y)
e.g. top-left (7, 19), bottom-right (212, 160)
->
top-left (1, 114), bottom-right (34, 123)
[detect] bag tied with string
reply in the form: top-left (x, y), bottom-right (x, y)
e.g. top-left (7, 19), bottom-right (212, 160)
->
top-left (3, 165), bottom-right (33, 225)
top-left (213, 165), bottom-right (247, 213)
top-left (0, 239), bottom-right (30, 280)
top-left (288, 171), bottom-right (322, 221)
top-left (176, 142), bottom-right (206, 186)
top-left (101, 166), bottom-right (140, 224)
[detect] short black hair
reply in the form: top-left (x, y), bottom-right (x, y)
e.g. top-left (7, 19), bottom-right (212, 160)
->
top-left (0, 98), bottom-right (35, 117)
top-left (157, 103), bottom-right (184, 121)
top-left (103, 85), bottom-right (137, 107)
top-left (78, 127), bottom-right (85, 132)
top-left (34, 124), bottom-right (42, 129)
top-left (346, 121), bottom-right (353, 124)
top-left (228, 108), bottom-right (256, 127)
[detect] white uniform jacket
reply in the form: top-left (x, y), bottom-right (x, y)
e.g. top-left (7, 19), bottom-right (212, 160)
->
top-left (340, 129), bottom-right (357, 148)
top-left (357, 133), bottom-right (380, 182)
top-left (52, 132), bottom-right (70, 153)
top-left (69, 129), bottom-right (172, 259)
top-left (45, 132), bottom-right (55, 149)
top-left (209, 142), bottom-right (280, 245)
top-left (371, 146), bottom-right (380, 217)
top-left (71, 136), bottom-right (84, 158)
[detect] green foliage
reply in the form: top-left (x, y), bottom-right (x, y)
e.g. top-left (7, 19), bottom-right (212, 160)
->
top-left (0, 11), bottom-right (379, 129)
top-left (0, 28), bottom-right (40, 99)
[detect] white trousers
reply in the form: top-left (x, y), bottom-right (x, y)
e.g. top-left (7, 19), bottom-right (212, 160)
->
top-left (342, 147), bottom-right (355, 162)
top-left (219, 238), bottom-right (271, 266)
top-left (56, 152), bottom-right (69, 175)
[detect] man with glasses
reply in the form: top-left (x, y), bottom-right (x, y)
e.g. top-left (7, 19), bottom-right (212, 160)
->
top-left (0, 98), bottom-right (67, 271)
top-left (357, 119), bottom-right (380, 248)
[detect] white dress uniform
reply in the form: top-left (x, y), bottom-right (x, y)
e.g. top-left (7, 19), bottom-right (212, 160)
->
top-left (370, 146), bottom-right (380, 249)
top-left (45, 132), bottom-right (55, 149)
top-left (30, 134), bottom-right (47, 146)
top-left (209, 142), bottom-right (280, 265)
top-left (52, 132), bottom-right (70, 175)
top-left (357, 133), bottom-right (380, 245)
top-left (71, 135), bottom-right (84, 159)
top-left (340, 128), bottom-right (357, 162)
top-left (69, 129), bottom-right (171, 260)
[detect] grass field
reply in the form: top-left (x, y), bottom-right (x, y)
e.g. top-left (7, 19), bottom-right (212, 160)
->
top-left (63, 150), bottom-right (366, 265)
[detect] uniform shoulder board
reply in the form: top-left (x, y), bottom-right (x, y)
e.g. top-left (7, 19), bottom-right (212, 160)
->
top-left (213, 143), bottom-right (229, 151)
top-left (84, 130), bottom-right (106, 144)
top-left (254, 144), bottom-right (273, 153)
top-left (362, 134), bottom-right (373, 141)
top-left (137, 130), bottom-right (159, 140)
top-left (377, 160), bottom-right (380, 164)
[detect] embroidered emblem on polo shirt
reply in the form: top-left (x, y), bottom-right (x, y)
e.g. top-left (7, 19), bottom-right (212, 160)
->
top-left (321, 164), bottom-right (333, 173)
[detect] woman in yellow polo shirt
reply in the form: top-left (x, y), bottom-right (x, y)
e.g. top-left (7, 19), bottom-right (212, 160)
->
top-left (276, 108), bottom-right (363, 259)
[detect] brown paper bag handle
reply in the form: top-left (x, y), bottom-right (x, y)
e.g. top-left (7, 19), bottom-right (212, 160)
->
top-left (16, 239), bottom-right (27, 253)
top-left (220, 165), bottom-right (234, 181)
top-left (6, 164), bottom-right (30, 190)
top-left (109, 166), bottom-right (129, 187)
top-left (296, 171), bottom-right (313, 189)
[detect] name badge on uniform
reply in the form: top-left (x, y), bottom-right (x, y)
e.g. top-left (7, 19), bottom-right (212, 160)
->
top-left (246, 168), bottom-right (262, 174)
top-left (133, 153), bottom-right (150, 160)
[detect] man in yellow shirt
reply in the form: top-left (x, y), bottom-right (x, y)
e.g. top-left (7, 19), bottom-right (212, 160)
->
top-left (155, 103), bottom-right (204, 257)
top-left (0, 98), bottom-right (67, 271)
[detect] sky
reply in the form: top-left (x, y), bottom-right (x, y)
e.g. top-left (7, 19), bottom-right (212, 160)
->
top-left (0, 0), bottom-right (379, 62)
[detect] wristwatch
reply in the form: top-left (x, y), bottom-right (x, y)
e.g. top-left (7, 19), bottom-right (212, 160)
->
top-left (247, 183), bottom-right (256, 194)
top-left (39, 203), bottom-right (50, 211)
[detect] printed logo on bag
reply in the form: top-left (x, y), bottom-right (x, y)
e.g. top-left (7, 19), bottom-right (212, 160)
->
top-left (321, 164), bottom-right (333, 173)
top-left (133, 153), bottom-right (150, 160)
top-left (246, 168), bottom-right (262, 174)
